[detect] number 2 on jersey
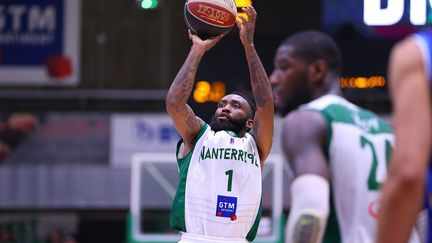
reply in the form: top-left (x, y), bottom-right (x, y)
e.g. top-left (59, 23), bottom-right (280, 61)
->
top-left (360, 136), bottom-right (392, 190)
top-left (225, 170), bottom-right (233, 192)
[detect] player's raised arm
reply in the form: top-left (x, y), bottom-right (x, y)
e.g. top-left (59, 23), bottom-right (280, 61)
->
top-left (166, 31), bottom-right (224, 146)
top-left (236, 6), bottom-right (274, 162)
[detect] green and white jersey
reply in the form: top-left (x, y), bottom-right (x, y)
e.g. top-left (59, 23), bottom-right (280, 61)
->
top-left (170, 124), bottom-right (262, 242)
top-left (301, 94), bottom-right (419, 243)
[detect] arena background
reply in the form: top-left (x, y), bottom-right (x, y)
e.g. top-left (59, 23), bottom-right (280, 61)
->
top-left (0, 0), bottom-right (428, 242)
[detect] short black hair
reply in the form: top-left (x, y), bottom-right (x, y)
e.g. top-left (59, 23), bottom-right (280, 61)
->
top-left (231, 91), bottom-right (256, 118)
top-left (281, 30), bottom-right (342, 75)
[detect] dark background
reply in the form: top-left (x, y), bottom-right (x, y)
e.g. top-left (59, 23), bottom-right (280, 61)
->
top-left (1, 0), bottom-right (399, 117)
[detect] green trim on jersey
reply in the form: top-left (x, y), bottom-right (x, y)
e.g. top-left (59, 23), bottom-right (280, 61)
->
top-left (303, 102), bottom-right (393, 163)
top-left (321, 111), bottom-right (333, 161)
top-left (306, 103), bottom-right (392, 135)
top-left (246, 199), bottom-right (262, 242)
top-left (170, 124), bottom-right (209, 232)
top-left (223, 130), bottom-right (254, 137)
top-left (224, 130), bottom-right (238, 137)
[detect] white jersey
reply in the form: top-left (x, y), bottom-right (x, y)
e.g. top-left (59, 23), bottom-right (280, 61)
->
top-left (301, 94), bottom-right (420, 243)
top-left (170, 124), bottom-right (262, 242)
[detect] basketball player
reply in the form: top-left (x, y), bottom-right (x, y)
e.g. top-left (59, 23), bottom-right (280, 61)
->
top-left (377, 31), bottom-right (432, 243)
top-left (166, 6), bottom-right (274, 243)
top-left (270, 31), bottom-right (420, 243)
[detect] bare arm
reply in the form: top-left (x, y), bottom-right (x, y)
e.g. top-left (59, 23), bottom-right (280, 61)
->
top-left (166, 32), bottom-right (224, 147)
top-left (377, 37), bottom-right (432, 243)
top-left (237, 6), bottom-right (274, 163)
top-left (282, 110), bottom-right (330, 243)
top-left (282, 110), bottom-right (329, 180)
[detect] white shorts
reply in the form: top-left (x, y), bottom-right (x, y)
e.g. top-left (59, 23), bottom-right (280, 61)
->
top-left (178, 232), bottom-right (249, 243)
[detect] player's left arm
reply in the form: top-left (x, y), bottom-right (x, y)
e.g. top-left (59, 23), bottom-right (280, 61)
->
top-left (237, 6), bottom-right (274, 163)
top-left (282, 110), bottom-right (330, 243)
top-left (377, 36), bottom-right (432, 243)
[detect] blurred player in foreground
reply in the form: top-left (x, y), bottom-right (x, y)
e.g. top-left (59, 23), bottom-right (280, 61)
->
top-left (270, 30), bottom-right (420, 243)
top-left (166, 6), bottom-right (274, 243)
top-left (377, 30), bottom-right (432, 243)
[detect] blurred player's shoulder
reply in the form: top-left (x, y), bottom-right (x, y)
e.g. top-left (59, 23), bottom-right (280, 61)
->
top-left (390, 35), bottom-right (425, 82)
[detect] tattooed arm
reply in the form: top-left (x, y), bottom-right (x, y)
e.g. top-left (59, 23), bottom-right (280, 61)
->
top-left (237, 6), bottom-right (274, 163)
top-left (166, 31), bottom-right (224, 153)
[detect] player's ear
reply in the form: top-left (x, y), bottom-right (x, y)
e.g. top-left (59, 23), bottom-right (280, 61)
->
top-left (246, 118), bottom-right (253, 130)
top-left (308, 59), bottom-right (328, 84)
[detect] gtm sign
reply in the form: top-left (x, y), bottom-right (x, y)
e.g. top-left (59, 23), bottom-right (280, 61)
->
top-left (0, 5), bottom-right (56, 33)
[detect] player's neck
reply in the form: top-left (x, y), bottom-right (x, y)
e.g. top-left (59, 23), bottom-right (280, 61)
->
top-left (313, 80), bottom-right (342, 100)
top-left (236, 129), bottom-right (247, 138)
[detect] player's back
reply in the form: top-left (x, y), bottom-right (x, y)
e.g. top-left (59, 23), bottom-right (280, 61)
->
top-left (301, 94), bottom-right (419, 243)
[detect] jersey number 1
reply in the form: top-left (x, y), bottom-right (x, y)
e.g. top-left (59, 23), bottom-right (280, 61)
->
top-left (360, 135), bottom-right (392, 190)
top-left (225, 170), bottom-right (233, 192)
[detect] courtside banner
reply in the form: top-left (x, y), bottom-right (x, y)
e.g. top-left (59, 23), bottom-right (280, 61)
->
top-left (0, 0), bottom-right (81, 86)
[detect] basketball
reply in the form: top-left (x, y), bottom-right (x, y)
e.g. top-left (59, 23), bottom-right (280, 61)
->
top-left (184, 0), bottom-right (237, 39)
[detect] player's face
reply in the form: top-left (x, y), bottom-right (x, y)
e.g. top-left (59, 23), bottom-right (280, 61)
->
top-left (210, 94), bottom-right (253, 134)
top-left (270, 45), bottom-right (313, 116)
